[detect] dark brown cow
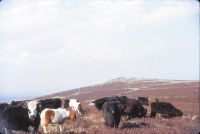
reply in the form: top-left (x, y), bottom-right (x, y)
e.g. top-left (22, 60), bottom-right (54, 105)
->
top-left (102, 101), bottom-right (123, 128)
top-left (150, 102), bottom-right (183, 118)
top-left (121, 99), bottom-right (147, 119)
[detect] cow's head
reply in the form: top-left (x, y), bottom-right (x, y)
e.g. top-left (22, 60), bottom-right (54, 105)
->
top-left (27, 100), bottom-right (41, 120)
top-left (102, 101), bottom-right (122, 128)
top-left (138, 97), bottom-right (149, 106)
top-left (94, 98), bottom-right (107, 110)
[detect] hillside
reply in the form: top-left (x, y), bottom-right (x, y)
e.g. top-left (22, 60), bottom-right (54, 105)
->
top-left (36, 77), bottom-right (199, 103)
top-left (34, 77), bottom-right (200, 134)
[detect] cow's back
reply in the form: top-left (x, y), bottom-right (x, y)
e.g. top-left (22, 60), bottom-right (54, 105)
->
top-left (39, 98), bottom-right (62, 112)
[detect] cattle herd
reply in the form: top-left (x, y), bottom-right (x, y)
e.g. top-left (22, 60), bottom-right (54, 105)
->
top-left (92, 96), bottom-right (183, 128)
top-left (0, 98), bottom-right (83, 133)
top-left (0, 96), bottom-right (183, 133)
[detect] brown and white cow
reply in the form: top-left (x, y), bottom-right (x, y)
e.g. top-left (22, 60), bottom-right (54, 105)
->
top-left (40, 108), bottom-right (76, 133)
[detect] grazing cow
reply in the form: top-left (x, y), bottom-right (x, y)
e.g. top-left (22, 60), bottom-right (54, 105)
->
top-left (40, 108), bottom-right (76, 133)
top-left (137, 97), bottom-right (149, 105)
top-left (27, 98), bottom-right (62, 120)
top-left (102, 101), bottom-right (123, 128)
top-left (62, 99), bottom-right (84, 116)
top-left (1, 105), bottom-right (40, 133)
top-left (93, 96), bottom-right (128, 110)
top-left (150, 102), bottom-right (183, 118)
top-left (121, 99), bottom-right (147, 119)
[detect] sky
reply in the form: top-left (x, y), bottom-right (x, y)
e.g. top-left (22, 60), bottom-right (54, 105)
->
top-left (0, 0), bottom-right (199, 99)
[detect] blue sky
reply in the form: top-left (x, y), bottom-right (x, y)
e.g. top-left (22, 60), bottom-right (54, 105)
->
top-left (0, 0), bottom-right (199, 99)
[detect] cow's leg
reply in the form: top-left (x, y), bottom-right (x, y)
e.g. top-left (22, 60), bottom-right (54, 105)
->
top-left (59, 125), bottom-right (63, 132)
top-left (28, 125), bottom-right (35, 132)
top-left (150, 111), bottom-right (156, 118)
top-left (43, 125), bottom-right (48, 134)
top-left (72, 107), bottom-right (77, 115)
top-left (4, 128), bottom-right (8, 134)
top-left (4, 128), bottom-right (12, 134)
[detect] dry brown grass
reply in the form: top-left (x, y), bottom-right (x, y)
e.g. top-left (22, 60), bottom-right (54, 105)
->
top-left (11, 80), bottom-right (200, 134)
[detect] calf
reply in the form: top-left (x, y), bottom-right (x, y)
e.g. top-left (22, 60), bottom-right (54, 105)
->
top-left (102, 101), bottom-right (122, 128)
top-left (93, 96), bottom-right (128, 110)
top-left (121, 99), bottom-right (147, 119)
top-left (1, 105), bottom-right (40, 133)
top-left (150, 102), bottom-right (183, 118)
top-left (40, 108), bottom-right (76, 133)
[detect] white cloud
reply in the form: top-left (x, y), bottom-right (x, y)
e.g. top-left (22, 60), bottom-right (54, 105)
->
top-left (0, 0), bottom-right (198, 65)
top-left (0, 0), bottom-right (198, 66)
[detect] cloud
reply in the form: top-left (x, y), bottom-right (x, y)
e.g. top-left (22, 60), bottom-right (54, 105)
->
top-left (0, 0), bottom-right (198, 66)
top-left (0, 0), bottom-right (199, 98)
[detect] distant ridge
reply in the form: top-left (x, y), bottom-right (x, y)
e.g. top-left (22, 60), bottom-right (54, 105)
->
top-left (35, 77), bottom-right (199, 101)
top-left (106, 77), bottom-right (158, 83)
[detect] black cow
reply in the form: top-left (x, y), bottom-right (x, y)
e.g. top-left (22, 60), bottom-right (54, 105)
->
top-left (38, 98), bottom-right (62, 112)
top-left (93, 96), bottom-right (128, 110)
top-left (150, 102), bottom-right (183, 118)
top-left (1, 105), bottom-right (40, 133)
top-left (137, 97), bottom-right (149, 105)
top-left (93, 96), bottom-right (147, 120)
top-left (121, 99), bottom-right (147, 119)
top-left (102, 101), bottom-right (122, 128)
